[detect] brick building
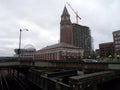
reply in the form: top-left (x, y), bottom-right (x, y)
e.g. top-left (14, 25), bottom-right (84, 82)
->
top-left (113, 30), bottom-right (120, 55)
top-left (34, 43), bottom-right (84, 60)
top-left (72, 24), bottom-right (92, 57)
top-left (99, 42), bottom-right (114, 57)
top-left (60, 6), bottom-right (72, 44)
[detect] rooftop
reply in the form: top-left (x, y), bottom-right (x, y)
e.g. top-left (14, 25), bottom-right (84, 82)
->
top-left (39, 42), bottom-right (81, 51)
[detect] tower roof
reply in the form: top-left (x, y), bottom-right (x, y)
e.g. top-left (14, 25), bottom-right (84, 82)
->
top-left (61, 6), bottom-right (70, 16)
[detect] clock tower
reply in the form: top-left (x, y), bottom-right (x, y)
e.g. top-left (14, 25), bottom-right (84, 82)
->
top-left (60, 6), bottom-right (72, 44)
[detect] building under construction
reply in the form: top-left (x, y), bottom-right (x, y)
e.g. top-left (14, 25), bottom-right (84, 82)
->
top-left (60, 5), bottom-right (92, 58)
top-left (72, 23), bottom-right (92, 58)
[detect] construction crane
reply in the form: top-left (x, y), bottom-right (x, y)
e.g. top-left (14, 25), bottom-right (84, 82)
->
top-left (66, 2), bottom-right (81, 24)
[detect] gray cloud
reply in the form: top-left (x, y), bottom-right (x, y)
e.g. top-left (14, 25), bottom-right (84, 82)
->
top-left (0, 0), bottom-right (120, 56)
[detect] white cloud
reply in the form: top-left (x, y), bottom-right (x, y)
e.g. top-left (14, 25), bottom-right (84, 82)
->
top-left (0, 0), bottom-right (120, 56)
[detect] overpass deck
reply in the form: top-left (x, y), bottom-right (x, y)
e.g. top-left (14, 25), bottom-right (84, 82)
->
top-left (0, 59), bottom-right (120, 71)
top-left (0, 58), bottom-right (120, 90)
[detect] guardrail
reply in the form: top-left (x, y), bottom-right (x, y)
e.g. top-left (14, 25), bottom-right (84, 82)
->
top-left (0, 58), bottom-right (120, 70)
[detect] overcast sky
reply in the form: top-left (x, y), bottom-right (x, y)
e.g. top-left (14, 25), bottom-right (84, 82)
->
top-left (0, 0), bottom-right (120, 56)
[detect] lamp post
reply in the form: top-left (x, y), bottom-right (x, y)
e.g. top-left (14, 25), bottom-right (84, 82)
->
top-left (18, 28), bottom-right (28, 58)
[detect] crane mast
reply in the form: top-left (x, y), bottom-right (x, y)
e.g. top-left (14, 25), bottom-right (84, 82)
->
top-left (66, 2), bottom-right (81, 24)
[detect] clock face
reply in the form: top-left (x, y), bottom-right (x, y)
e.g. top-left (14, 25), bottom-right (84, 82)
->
top-left (66, 16), bottom-right (69, 20)
top-left (61, 16), bottom-right (69, 20)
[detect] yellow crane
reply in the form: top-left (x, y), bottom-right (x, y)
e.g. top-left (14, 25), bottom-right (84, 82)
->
top-left (66, 2), bottom-right (81, 24)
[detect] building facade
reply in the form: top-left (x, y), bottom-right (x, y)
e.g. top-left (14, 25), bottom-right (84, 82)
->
top-left (60, 6), bottom-right (92, 57)
top-left (72, 23), bottom-right (92, 58)
top-left (99, 42), bottom-right (114, 57)
top-left (113, 30), bottom-right (120, 55)
top-left (34, 43), bottom-right (84, 60)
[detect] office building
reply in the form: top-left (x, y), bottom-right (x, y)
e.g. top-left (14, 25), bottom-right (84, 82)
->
top-left (99, 42), bottom-right (114, 57)
top-left (72, 23), bottom-right (92, 58)
top-left (113, 30), bottom-right (120, 55)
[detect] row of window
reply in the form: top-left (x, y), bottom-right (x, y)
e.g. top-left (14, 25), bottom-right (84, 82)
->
top-left (113, 33), bottom-right (120, 37)
top-left (114, 36), bottom-right (120, 40)
top-left (34, 53), bottom-right (58, 60)
top-left (115, 45), bottom-right (120, 48)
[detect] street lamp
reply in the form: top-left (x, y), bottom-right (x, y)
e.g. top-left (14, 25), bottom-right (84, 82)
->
top-left (18, 28), bottom-right (28, 58)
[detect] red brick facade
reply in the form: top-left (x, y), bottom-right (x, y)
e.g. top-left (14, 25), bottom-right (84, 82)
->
top-left (34, 43), bottom-right (84, 60)
top-left (60, 6), bottom-right (72, 44)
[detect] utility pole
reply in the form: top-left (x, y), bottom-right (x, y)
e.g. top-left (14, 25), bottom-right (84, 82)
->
top-left (18, 28), bottom-right (28, 58)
